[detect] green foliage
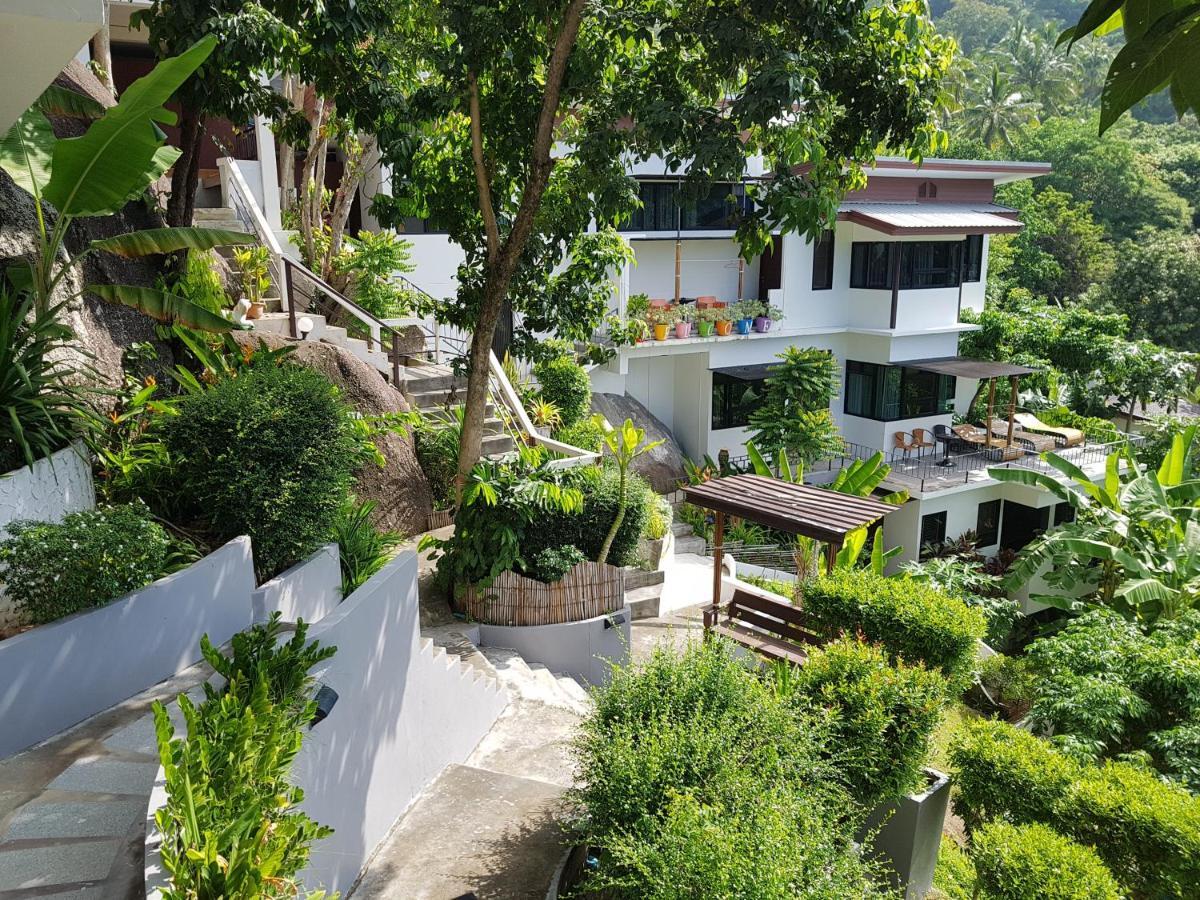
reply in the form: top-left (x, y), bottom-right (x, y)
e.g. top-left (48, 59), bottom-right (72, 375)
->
top-left (0, 500), bottom-right (180, 626)
top-left (527, 544), bottom-right (587, 583)
top-left (331, 497), bottom-right (402, 597)
top-left (931, 836), bottom-right (976, 900)
top-left (332, 230), bottom-right (421, 319)
top-left (550, 416), bottom-right (606, 452)
top-left (0, 288), bottom-right (89, 473)
top-left (1038, 407), bottom-right (1120, 443)
top-left (159, 363), bottom-right (365, 581)
top-left (232, 245), bottom-right (271, 305)
top-left (172, 250), bottom-right (230, 314)
top-left (972, 820), bottom-right (1122, 900)
top-left (642, 496), bottom-right (671, 541)
top-left (1024, 609), bottom-right (1200, 789)
top-left (802, 569), bottom-right (987, 687)
top-left (1098, 229), bottom-right (1200, 350)
top-left (747, 346), bottom-right (844, 463)
top-left (1136, 415), bottom-right (1200, 476)
top-left (153, 615), bottom-right (335, 899)
top-left (413, 408), bottom-right (462, 511)
top-left (570, 640), bottom-right (881, 898)
top-left (88, 370), bottom-right (178, 507)
top-left (596, 418), bottom-right (664, 565)
top-left (532, 355), bottom-right (591, 429)
top-left (950, 717), bottom-right (1200, 898)
top-left (969, 652), bottom-right (1035, 720)
top-left (789, 637), bottom-right (949, 807)
top-left (901, 556), bottom-right (1019, 647)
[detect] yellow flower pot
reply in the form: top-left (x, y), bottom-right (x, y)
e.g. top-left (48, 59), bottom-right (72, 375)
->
top-left (653, 323), bottom-right (670, 341)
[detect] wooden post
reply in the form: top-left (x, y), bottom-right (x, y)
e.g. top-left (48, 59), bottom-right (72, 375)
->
top-left (391, 331), bottom-right (402, 388)
top-left (283, 260), bottom-right (298, 340)
top-left (737, 256), bottom-right (745, 300)
top-left (824, 540), bottom-right (839, 575)
top-left (985, 378), bottom-right (996, 448)
top-left (707, 510), bottom-right (725, 633)
top-left (1006, 375), bottom-right (1019, 448)
top-left (674, 239), bottom-right (682, 304)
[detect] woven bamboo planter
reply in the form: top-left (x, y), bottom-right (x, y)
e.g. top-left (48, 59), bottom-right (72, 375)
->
top-left (461, 561), bottom-right (626, 626)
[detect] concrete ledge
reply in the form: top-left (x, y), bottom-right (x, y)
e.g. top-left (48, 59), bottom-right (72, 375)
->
top-left (251, 542), bottom-right (341, 624)
top-left (479, 607), bottom-right (632, 687)
top-left (0, 537), bottom-right (255, 759)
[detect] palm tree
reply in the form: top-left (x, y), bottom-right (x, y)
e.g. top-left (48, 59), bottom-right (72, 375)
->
top-left (958, 65), bottom-right (1040, 150)
top-left (1007, 24), bottom-right (1078, 116)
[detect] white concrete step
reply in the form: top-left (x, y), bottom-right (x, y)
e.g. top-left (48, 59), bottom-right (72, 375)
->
top-left (675, 535), bottom-right (707, 555)
top-left (554, 673), bottom-right (592, 708)
top-left (626, 583), bottom-right (665, 620)
top-left (671, 521), bottom-right (696, 537)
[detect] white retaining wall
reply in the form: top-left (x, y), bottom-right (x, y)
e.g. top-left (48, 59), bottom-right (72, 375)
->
top-left (0, 442), bottom-right (95, 627)
top-left (251, 543), bottom-right (341, 624)
top-left (0, 537), bottom-right (255, 759)
top-left (291, 551), bottom-right (510, 896)
top-left (479, 607), bottom-right (632, 687)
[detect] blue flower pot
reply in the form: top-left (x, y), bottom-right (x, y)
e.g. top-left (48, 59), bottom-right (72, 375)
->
top-left (736, 318), bottom-right (753, 335)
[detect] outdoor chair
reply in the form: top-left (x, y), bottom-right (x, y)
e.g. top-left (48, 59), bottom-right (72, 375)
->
top-left (933, 424), bottom-right (960, 466)
top-left (982, 420), bottom-right (1056, 453)
top-left (1013, 412), bottom-right (1085, 448)
top-left (951, 424), bottom-right (989, 449)
top-left (892, 431), bottom-right (917, 460)
top-left (703, 580), bottom-right (822, 666)
top-left (910, 427), bottom-right (936, 456)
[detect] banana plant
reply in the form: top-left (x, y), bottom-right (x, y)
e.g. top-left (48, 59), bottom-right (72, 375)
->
top-left (0, 36), bottom-right (254, 331)
top-left (597, 417), bottom-right (664, 565)
top-left (990, 431), bottom-right (1200, 622)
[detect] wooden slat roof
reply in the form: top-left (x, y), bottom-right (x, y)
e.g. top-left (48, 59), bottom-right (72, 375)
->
top-left (900, 356), bottom-right (1040, 379)
top-left (683, 475), bottom-right (899, 544)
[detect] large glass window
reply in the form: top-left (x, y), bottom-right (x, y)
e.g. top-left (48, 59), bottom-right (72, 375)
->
top-left (976, 499), bottom-right (1001, 547)
top-left (964, 234), bottom-right (984, 282)
top-left (623, 181), bottom-right (749, 231)
top-left (850, 239), bottom-right (977, 290)
top-left (712, 372), bottom-right (765, 430)
top-left (812, 230), bottom-right (834, 290)
top-left (920, 512), bottom-right (948, 559)
top-left (843, 361), bottom-right (956, 421)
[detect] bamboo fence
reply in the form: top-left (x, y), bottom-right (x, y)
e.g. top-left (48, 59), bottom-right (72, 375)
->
top-left (461, 561), bottom-right (626, 626)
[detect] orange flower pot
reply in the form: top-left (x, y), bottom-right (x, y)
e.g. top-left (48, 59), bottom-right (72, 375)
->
top-left (715, 320), bottom-right (733, 336)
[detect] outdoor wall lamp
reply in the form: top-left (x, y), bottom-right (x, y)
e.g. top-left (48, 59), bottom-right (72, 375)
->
top-left (310, 683), bottom-right (338, 728)
top-left (297, 316), bottom-right (315, 339)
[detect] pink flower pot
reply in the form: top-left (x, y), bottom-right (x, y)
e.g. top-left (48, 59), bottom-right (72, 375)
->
top-left (674, 321), bottom-right (691, 339)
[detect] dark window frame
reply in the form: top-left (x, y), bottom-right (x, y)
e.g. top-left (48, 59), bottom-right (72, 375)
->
top-left (811, 230), bottom-right (835, 290)
top-left (963, 234), bottom-right (984, 282)
top-left (850, 239), bottom-right (979, 290)
top-left (621, 180), bottom-right (751, 232)
top-left (843, 360), bottom-right (956, 421)
top-left (711, 372), bottom-right (766, 431)
top-left (976, 499), bottom-right (1001, 547)
top-left (920, 512), bottom-right (948, 559)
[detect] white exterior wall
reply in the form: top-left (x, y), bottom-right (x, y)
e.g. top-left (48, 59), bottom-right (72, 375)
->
top-left (403, 234), bottom-right (466, 301)
top-left (625, 237), bottom-right (760, 302)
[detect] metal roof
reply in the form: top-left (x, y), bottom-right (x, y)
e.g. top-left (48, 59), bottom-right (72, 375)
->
top-left (838, 202), bottom-right (1023, 235)
top-left (900, 356), bottom-right (1040, 379)
top-left (711, 362), bottom-right (780, 381)
top-left (683, 475), bottom-right (899, 544)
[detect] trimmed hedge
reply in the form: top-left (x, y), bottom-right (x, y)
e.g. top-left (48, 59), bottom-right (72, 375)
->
top-left (801, 569), bottom-right (986, 687)
top-left (533, 355), bottom-right (591, 428)
top-left (972, 821), bottom-right (1121, 900)
top-left (791, 636), bottom-right (948, 807)
top-left (951, 717), bottom-right (1200, 898)
top-left (160, 364), bottom-right (363, 581)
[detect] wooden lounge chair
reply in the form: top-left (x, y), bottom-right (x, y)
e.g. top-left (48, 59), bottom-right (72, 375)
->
top-left (704, 580), bottom-right (823, 666)
top-left (952, 424), bottom-right (989, 449)
top-left (1013, 412), bottom-right (1085, 448)
top-left (983, 420), bottom-right (1056, 453)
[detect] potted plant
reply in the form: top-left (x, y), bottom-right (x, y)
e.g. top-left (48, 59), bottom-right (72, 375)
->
top-left (754, 303), bottom-right (785, 333)
top-left (674, 304), bottom-right (695, 339)
top-left (732, 300), bottom-right (760, 335)
top-left (233, 246), bottom-right (272, 319)
top-left (714, 305), bottom-right (735, 336)
top-left (695, 306), bottom-right (720, 337)
top-left (624, 293), bottom-right (651, 343)
top-left (645, 305), bottom-right (676, 341)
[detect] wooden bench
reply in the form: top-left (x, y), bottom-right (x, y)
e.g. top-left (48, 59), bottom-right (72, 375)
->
top-left (704, 580), bottom-right (824, 666)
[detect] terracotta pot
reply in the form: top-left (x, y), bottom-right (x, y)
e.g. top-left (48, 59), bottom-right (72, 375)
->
top-left (247, 301), bottom-right (265, 320)
top-left (753, 316), bottom-right (772, 333)
top-left (696, 320), bottom-right (715, 337)
top-left (715, 319), bottom-right (733, 336)
top-left (652, 322), bottom-right (670, 341)
top-left (674, 321), bottom-right (691, 339)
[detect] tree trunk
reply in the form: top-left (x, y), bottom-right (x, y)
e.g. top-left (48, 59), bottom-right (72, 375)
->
top-left (167, 108), bottom-right (203, 227)
top-left (299, 96), bottom-right (326, 267)
top-left (93, 23), bottom-right (115, 99)
top-left (596, 464), bottom-right (627, 565)
top-left (455, 287), bottom-right (507, 491)
top-left (1126, 399), bottom-right (1136, 432)
top-left (327, 134), bottom-right (375, 279)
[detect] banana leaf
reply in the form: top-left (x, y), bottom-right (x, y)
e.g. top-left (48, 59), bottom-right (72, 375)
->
top-left (87, 283), bottom-right (234, 333)
top-left (36, 85), bottom-right (105, 120)
top-left (0, 108), bottom-right (56, 202)
top-left (91, 227), bottom-right (256, 258)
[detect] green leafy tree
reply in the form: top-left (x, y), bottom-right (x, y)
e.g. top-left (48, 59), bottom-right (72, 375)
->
top-left (1102, 338), bottom-right (1192, 429)
top-left (747, 347), bottom-right (844, 464)
top-left (1006, 22), bottom-right (1080, 114)
top-left (959, 64), bottom-right (1041, 148)
top-left (939, 0), bottom-right (1019, 53)
top-left (596, 418), bottom-right (663, 566)
top-left (372, 0), bottom-right (954, 494)
top-left (1097, 229), bottom-right (1200, 350)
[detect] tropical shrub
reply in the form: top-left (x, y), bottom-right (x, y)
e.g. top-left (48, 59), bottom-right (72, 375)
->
top-left (788, 637), bottom-right (948, 807)
top-left (971, 821), bottom-right (1122, 900)
top-left (331, 497), bottom-right (402, 596)
top-left (159, 363), bottom-right (365, 581)
top-left (595, 419), bottom-right (662, 565)
top-left (533, 354), bottom-right (591, 428)
top-left (950, 717), bottom-right (1200, 898)
top-left (0, 500), bottom-right (182, 626)
top-left (642, 495), bottom-right (671, 541)
top-left (413, 410), bottom-right (462, 510)
top-left (333, 229), bottom-right (420, 320)
top-left (153, 615), bottom-right (335, 899)
top-left (747, 346), bottom-right (844, 463)
top-left (1023, 609), bottom-right (1200, 789)
top-left (968, 652), bottom-right (1035, 721)
top-left (551, 416), bottom-right (605, 451)
top-left (1137, 415), bottom-right (1200, 476)
top-left (802, 569), bottom-right (987, 687)
top-left (900, 555), bottom-right (1018, 648)
top-left (571, 640), bottom-right (881, 898)
top-left (0, 289), bottom-right (90, 473)
top-left (173, 250), bottom-right (230, 314)
top-left (931, 836), bottom-right (976, 900)
top-left (527, 544), bottom-right (586, 583)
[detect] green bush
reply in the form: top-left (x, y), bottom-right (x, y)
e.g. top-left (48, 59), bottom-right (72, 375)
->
top-left (972, 821), bottom-right (1122, 900)
top-left (332, 497), bottom-right (402, 596)
top-left (932, 836), bottom-right (976, 900)
top-left (572, 640), bottom-right (881, 898)
top-left (1039, 407), bottom-right (1121, 445)
top-left (153, 615), bottom-right (335, 899)
top-left (950, 717), bottom-right (1200, 898)
top-left (790, 637), bottom-right (948, 807)
top-left (159, 364), bottom-right (364, 581)
top-left (533, 354), bottom-right (591, 428)
top-left (413, 413), bottom-right (461, 510)
top-left (527, 544), bottom-right (586, 582)
top-left (551, 415), bottom-right (606, 451)
top-left (522, 465), bottom-right (651, 568)
top-left (0, 500), bottom-right (179, 625)
top-left (173, 250), bottom-right (229, 314)
top-left (802, 569), bottom-right (987, 687)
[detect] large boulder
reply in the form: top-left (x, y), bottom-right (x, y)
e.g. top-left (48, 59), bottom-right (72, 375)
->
top-left (590, 392), bottom-right (687, 493)
top-left (233, 332), bottom-right (434, 536)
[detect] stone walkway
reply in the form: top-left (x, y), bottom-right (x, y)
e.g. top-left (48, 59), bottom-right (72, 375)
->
top-left (0, 664), bottom-right (210, 898)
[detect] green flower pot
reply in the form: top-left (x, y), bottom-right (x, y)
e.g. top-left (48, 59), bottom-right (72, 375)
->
top-left (697, 320), bottom-right (715, 337)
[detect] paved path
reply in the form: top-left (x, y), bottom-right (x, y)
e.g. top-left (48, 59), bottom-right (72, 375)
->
top-left (0, 664), bottom-right (210, 898)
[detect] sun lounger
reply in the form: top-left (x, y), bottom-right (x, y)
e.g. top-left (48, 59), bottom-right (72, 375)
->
top-left (982, 420), bottom-right (1056, 453)
top-left (1013, 413), bottom-right (1085, 448)
top-left (951, 425), bottom-right (989, 449)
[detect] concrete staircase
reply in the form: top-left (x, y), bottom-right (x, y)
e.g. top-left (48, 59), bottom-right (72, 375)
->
top-left (350, 628), bottom-right (590, 898)
top-left (671, 519), bottom-right (708, 555)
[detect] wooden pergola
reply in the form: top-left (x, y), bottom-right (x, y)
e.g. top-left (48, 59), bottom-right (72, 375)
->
top-left (900, 356), bottom-right (1040, 448)
top-left (683, 474), bottom-right (901, 626)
